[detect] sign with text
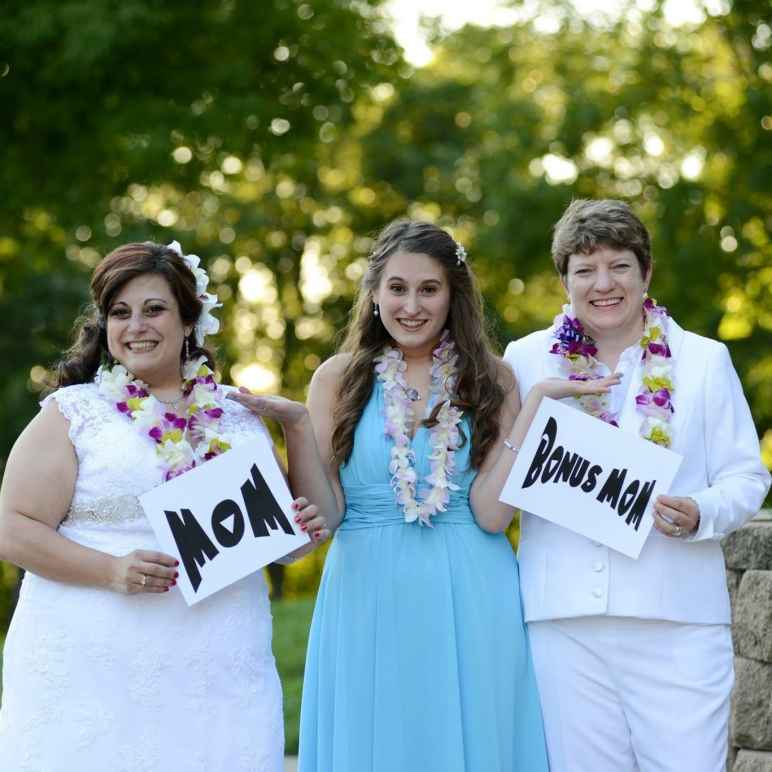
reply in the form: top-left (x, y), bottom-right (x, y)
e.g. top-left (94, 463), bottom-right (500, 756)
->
top-left (499, 397), bottom-right (683, 559)
top-left (140, 434), bottom-right (308, 605)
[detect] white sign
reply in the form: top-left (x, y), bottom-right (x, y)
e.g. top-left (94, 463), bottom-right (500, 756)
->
top-left (499, 397), bottom-right (683, 559)
top-left (140, 434), bottom-right (309, 605)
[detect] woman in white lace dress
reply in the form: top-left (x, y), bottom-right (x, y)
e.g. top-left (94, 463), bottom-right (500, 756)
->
top-left (0, 241), bottom-right (327, 771)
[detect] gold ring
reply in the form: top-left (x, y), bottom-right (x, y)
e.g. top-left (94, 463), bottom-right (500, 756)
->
top-left (673, 526), bottom-right (683, 538)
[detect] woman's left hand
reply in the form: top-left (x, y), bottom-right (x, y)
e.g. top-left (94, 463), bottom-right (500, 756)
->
top-left (534, 373), bottom-right (623, 402)
top-left (292, 496), bottom-right (330, 544)
top-left (653, 494), bottom-right (700, 538)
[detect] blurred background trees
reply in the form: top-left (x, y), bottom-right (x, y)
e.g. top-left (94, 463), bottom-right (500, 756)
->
top-left (1, 0), bottom-right (770, 627)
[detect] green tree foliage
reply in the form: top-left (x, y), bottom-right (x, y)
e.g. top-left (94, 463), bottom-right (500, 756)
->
top-left (0, 0), bottom-right (400, 459)
top-left (0, 0), bottom-right (400, 620)
top-left (338, 0), bottom-right (772, 457)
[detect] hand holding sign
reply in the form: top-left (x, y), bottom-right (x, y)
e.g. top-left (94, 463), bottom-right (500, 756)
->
top-left (499, 397), bottom-right (683, 559)
top-left (653, 494), bottom-right (700, 537)
top-left (140, 434), bottom-right (310, 605)
top-left (291, 496), bottom-right (331, 545)
top-left (109, 549), bottom-right (178, 595)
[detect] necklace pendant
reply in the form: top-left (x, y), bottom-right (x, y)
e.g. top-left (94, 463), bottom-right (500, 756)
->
top-left (406, 387), bottom-right (421, 402)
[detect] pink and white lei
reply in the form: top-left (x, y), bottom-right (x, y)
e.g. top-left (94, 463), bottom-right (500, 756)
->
top-left (97, 355), bottom-right (231, 480)
top-left (550, 296), bottom-right (675, 447)
top-left (374, 330), bottom-right (463, 526)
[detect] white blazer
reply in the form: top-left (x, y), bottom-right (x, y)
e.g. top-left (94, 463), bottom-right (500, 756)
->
top-left (504, 318), bottom-right (771, 624)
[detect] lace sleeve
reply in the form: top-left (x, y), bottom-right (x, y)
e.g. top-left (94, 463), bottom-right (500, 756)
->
top-left (219, 385), bottom-right (274, 447)
top-left (40, 384), bottom-right (104, 448)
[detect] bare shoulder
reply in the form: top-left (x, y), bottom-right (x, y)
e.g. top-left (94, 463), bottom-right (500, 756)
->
top-left (493, 355), bottom-right (517, 393)
top-left (6, 397), bottom-right (76, 476)
top-left (310, 353), bottom-right (351, 392)
top-left (33, 397), bottom-right (73, 438)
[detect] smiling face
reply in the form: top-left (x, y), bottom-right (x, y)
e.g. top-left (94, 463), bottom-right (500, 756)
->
top-left (562, 246), bottom-right (652, 342)
top-left (106, 273), bottom-right (191, 387)
top-left (372, 251), bottom-right (451, 356)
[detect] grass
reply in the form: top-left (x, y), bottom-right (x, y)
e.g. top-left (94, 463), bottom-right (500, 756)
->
top-left (272, 596), bottom-right (315, 755)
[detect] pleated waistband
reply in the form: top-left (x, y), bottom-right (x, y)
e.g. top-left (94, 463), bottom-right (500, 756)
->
top-left (339, 483), bottom-right (475, 530)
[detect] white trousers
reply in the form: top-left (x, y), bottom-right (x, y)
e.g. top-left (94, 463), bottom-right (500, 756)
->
top-left (528, 616), bottom-right (733, 772)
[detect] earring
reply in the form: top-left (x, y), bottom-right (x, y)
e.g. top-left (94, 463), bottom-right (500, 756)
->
top-left (373, 303), bottom-right (379, 317)
top-left (184, 337), bottom-right (190, 361)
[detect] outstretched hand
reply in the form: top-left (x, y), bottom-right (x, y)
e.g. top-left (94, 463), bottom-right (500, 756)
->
top-left (533, 373), bottom-right (622, 402)
top-left (227, 388), bottom-right (309, 429)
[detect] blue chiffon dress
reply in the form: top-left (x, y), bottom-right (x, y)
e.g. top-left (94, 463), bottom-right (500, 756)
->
top-left (298, 383), bottom-right (548, 772)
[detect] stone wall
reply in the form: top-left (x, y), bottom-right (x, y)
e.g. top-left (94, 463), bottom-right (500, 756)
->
top-left (723, 510), bottom-right (772, 772)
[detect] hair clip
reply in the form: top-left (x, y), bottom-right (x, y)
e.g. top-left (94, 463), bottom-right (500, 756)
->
top-left (455, 243), bottom-right (467, 266)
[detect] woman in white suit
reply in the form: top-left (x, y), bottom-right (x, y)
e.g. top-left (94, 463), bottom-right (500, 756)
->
top-left (503, 199), bottom-right (770, 772)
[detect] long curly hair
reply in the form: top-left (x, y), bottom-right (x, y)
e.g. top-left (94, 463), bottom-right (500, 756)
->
top-left (331, 219), bottom-right (508, 469)
top-left (54, 242), bottom-right (215, 388)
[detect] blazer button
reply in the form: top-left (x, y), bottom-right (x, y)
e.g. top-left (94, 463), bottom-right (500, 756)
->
top-left (592, 561), bottom-right (605, 572)
top-left (592, 587), bottom-right (604, 598)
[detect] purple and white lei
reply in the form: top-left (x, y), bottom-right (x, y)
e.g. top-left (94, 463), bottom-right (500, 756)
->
top-left (374, 330), bottom-right (463, 526)
top-left (97, 355), bottom-right (231, 480)
top-left (550, 296), bottom-right (675, 447)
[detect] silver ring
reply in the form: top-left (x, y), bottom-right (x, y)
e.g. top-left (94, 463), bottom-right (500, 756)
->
top-left (672, 526), bottom-right (683, 538)
top-left (140, 574), bottom-right (147, 586)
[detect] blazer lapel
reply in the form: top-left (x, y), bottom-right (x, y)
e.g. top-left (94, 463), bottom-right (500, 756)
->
top-left (663, 318), bottom-right (690, 451)
top-left (617, 362), bottom-right (643, 436)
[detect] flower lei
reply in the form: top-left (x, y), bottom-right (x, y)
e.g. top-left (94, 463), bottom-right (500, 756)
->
top-left (97, 356), bottom-right (231, 480)
top-left (374, 330), bottom-right (464, 526)
top-left (550, 296), bottom-right (675, 447)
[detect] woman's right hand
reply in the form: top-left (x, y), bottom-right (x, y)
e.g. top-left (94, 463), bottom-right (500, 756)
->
top-left (533, 373), bottom-right (622, 402)
top-left (109, 550), bottom-right (179, 594)
top-left (227, 389), bottom-right (310, 430)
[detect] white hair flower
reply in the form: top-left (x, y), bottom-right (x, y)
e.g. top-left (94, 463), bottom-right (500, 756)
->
top-left (167, 241), bottom-right (221, 346)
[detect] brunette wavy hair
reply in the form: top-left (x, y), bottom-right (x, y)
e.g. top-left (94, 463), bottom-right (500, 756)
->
top-left (331, 219), bottom-right (509, 469)
top-left (54, 242), bottom-right (215, 388)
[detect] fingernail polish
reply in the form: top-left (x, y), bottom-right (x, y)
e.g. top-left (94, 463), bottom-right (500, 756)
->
top-left (174, 572), bottom-right (179, 579)
top-left (174, 560), bottom-right (180, 566)
top-left (171, 580), bottom-right (176, 586)
top-left (300, 525), bottom-right (307, 531)
top-left (294, 516), bottom-right (301, 523)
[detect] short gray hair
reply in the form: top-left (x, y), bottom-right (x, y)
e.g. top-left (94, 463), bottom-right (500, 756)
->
top-left (551, 199), bottom-right (652, 277)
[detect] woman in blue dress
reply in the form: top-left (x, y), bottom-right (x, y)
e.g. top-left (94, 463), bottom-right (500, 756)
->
top-left (233, 220), bottom-right (605, 770)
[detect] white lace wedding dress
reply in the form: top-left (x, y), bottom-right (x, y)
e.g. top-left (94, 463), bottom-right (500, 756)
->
top-left (0, 383), bottom-right (284, 772)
